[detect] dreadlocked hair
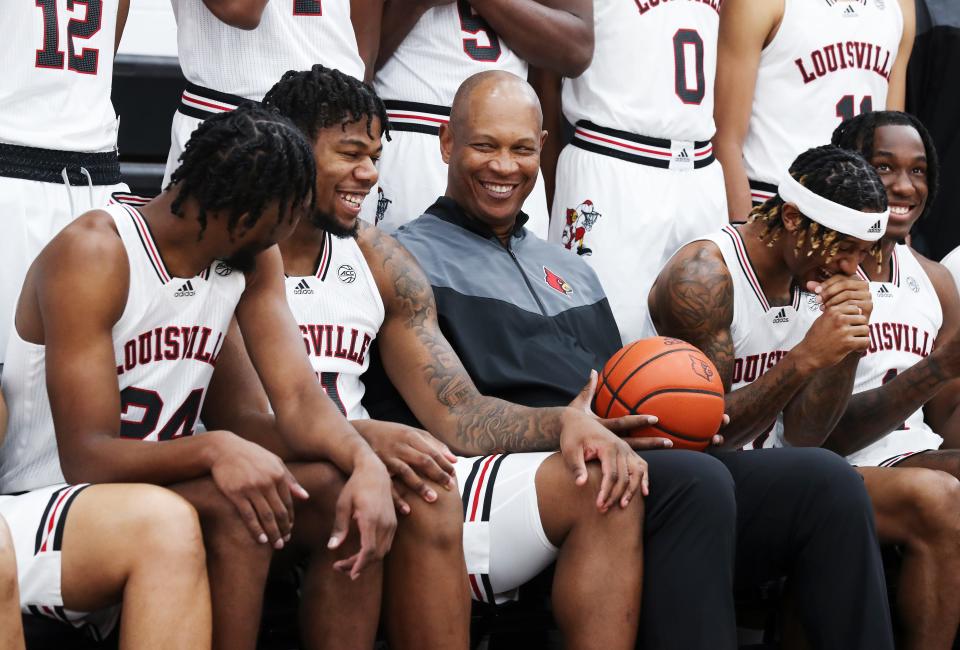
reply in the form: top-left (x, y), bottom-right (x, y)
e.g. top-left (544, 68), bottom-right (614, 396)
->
top-left (831, 110), bottom-right (939, 222)
top-left (262, 64), bottom-right (390, 143)
top-left (167, 103), bottom-right (316, 238)
top-left (748, 145), bottom-right (888, 269)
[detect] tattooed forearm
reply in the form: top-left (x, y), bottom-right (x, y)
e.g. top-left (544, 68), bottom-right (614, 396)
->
top-left (783, 353), bottom-right (859, 447)
top-left (360, 225), bottom-right (568, 456)
top-left (824, 353), bottom-right (953, 456)
top-left (651, 243), bottom-right (810, 448)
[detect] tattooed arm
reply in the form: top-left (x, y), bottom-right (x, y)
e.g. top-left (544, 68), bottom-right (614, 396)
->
top-left (824, 256), bottom-right (960, 455)
top-left (359, 224), bottom-right (665, 508)
top-left (648, 241), bottom-right (817, 449)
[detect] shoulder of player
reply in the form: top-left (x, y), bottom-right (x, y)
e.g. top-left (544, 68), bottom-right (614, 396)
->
top-left (912, 247), bottom-right (957, 305)
top-left (35, 210), bottom-right (129, 320)
top-left (719, 0), bottom-right (783, 42)
top-left (651, 239), bottom-right (734, 330)
top-left (356, 221), bottom-right (436, 317)
top-left (43, 210), bottom-right (128, 279)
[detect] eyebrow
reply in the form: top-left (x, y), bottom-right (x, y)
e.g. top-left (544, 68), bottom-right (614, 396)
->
top-left (874, 149), bottom-right (927, 161)
top-left (339, 138), bottom-right (375, 147)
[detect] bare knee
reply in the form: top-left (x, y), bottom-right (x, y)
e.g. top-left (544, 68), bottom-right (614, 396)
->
top-left (905, 470), bottom-right (960, 547)
top-left (397, 483), bottom-right (462, 550)
top-left (0, 518), bottom-right (17, 601)
top-left (129, 487), bottom-right (206, 572)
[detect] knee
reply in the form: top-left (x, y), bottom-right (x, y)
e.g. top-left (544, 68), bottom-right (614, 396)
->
top-left (651, 451), bottom-right (736, 528)
top-left (130, 487), bottom-right (205, 569)
top-left (904, 470), bottom-right (960, 545)
top-left (795, 447), bottom-right (872, 511)
top-left (398, 483), bottom-right (463, 550)
top-left (0, 519), bottom-right (16, 601)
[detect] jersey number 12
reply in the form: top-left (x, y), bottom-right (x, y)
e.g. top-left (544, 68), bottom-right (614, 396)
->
top-left (35, 0), bottom-right (102, 74)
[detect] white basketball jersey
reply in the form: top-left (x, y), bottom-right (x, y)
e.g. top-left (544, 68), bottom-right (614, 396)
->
top-left (374, 3), bottom-right (526, 106)
top-left (0, 202), bottom-right (245, 493)
top-left (701, 225), bottom-right (820, 449)
top-left (0, 0), bottom-right (119, 152)
top-left (172, 0), bottom-right (364, 101)
top-left (845, 245), bottom-right (943, 466)
top-left (285, 234), bottom-right (384, 421)
top-left (742, 0), bottom-right (902, 186)
top-left (562, 0), bottom-right (720, 141)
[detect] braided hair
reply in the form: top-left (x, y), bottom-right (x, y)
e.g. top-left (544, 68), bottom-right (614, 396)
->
top-left (262, 65), bottom-right (390, 142)
top-left (749, 145), bottom-right (888, 267)
top-left (167, 103), bottom-right (316, 238)
top-left (831, 110), bottom-right (939, 222)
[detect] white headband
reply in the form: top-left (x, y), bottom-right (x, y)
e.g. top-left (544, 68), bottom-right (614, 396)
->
top-left (777, 174), bottom-right (889, 242)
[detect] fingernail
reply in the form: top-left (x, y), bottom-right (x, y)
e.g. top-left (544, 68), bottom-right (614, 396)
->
top-left (351, 573), bottom-right (359, 581)
top-left (327, 536), bottom-right (339, 549)
top-left (402, 504), bottom-right (411, 514)
top-left (663, 439), bottom-right (673, 447)
top-left (274, 539), bottom-right (284, 550)
top-left (648, 416), bottom-right (659, 424)
top-left (426, 489), bottom-right (437, 501)
top-left (258, 534), bottom-right (268, 544)
top-left (284, 534), bottom-right (292, 542)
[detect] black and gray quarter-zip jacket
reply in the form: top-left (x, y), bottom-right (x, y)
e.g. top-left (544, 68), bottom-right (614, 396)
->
top-left (363, 197), bottom-right (622, 424)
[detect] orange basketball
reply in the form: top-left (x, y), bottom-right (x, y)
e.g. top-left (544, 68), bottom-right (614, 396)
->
top-left (593, 336), bottom-right (725, 451)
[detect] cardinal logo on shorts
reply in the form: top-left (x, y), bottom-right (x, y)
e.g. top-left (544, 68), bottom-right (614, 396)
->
top-left (561, 200), bottom-right (601, 256)
top-left (690, 356), bottom-right (715, 382)
top-left (375, 187), bottom-right (392, 226)
top-left (543, 267), bottom-right (573, 296)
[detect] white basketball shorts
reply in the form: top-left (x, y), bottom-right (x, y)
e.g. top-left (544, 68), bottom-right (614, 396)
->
top-left (455, 452), bottom-right (557, 604)
top-left (0, 176), bottom-right (128, 365)
top-left (550, 131), bottom-right (727, 344)
top-left (0, 484), bottom-right (119, 640)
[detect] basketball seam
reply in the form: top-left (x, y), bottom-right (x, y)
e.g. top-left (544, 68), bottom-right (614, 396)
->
top-left (632, 387), bottom-right (724, 409)
top-left (603, 346), bottom-right (698, 418)
top-left (594, 339), bottom-right (643, 417)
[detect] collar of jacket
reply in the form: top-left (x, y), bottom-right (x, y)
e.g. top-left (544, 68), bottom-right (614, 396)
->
top-left (424, 196), bottom-right (530, 244)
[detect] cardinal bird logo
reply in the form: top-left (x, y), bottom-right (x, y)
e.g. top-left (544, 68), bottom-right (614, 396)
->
top-left (690, 356), bottom-right (715, 382)
top-left (543, 267), bottom-right (573, 296)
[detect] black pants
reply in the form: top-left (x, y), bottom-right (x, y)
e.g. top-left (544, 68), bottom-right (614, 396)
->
top-left (637, 447), bottom-right (894, 650)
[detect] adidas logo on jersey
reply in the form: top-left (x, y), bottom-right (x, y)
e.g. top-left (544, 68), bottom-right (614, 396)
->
top-left (293, 279), bottom-right (314, 295)
top-left (868, 220), bottom-right (883, 234)
top-left (843, 4), bottom-right (858, 16)
top-left (676, 149), bottom-right (690, 160)
top-left (174, 280), bottom-right (196, 298)
top-left (876, 285), bottom-right (892, 297)
top-left (772, 308), bottom-right (790, 324)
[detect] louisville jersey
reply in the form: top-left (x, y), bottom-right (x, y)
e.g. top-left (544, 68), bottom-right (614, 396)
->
top-left (846, 245), bottom-right (944, 466)
top-left (0, 201), bottom-right (245, 493)
top-left (374, 2), bottom-right (526, 108)
top-left (743, 0), bottom-right (902, 191)
top-left (700, 225), bottom-right (819, 449)
top-left (284, 233), bottom-right (384, 420)
top-left (172, 0), bottom-right (363, 101)
top-left (0, 0), bottom-right (119, 152)
top-left (562, 0), bottom-right (721, 141)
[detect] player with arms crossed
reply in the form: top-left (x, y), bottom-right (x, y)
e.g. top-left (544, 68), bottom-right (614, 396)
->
top-left (0, 0), bottom-right (134, 367)
top-left (161, 0), bottom-right (379, 188)
top-left (542, 0), bottom-right (727, 342)
top-left (383, 71), bottom-right (896, 649)
top-left (0, 104), bottom-right (399, 650)
top-left (363, 0), bottom-right (594, 236)
top-left (714, 0), bottom-right (914, 221)
top-left (650, 144), bottom-right (960, 649)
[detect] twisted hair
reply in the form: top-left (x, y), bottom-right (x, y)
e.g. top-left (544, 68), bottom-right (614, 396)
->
top-left (168, 103), bottom-right (316, 237)
top-left (262, 65), bottom-right (390, 142)
top-left (831, 110), bottom-right (939, 222)
top-left (749, 145), bottom-right (887, 268)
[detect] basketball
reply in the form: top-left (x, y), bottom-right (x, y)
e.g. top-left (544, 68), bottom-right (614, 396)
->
top-left (593, 336), bottom-right (725, 451)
